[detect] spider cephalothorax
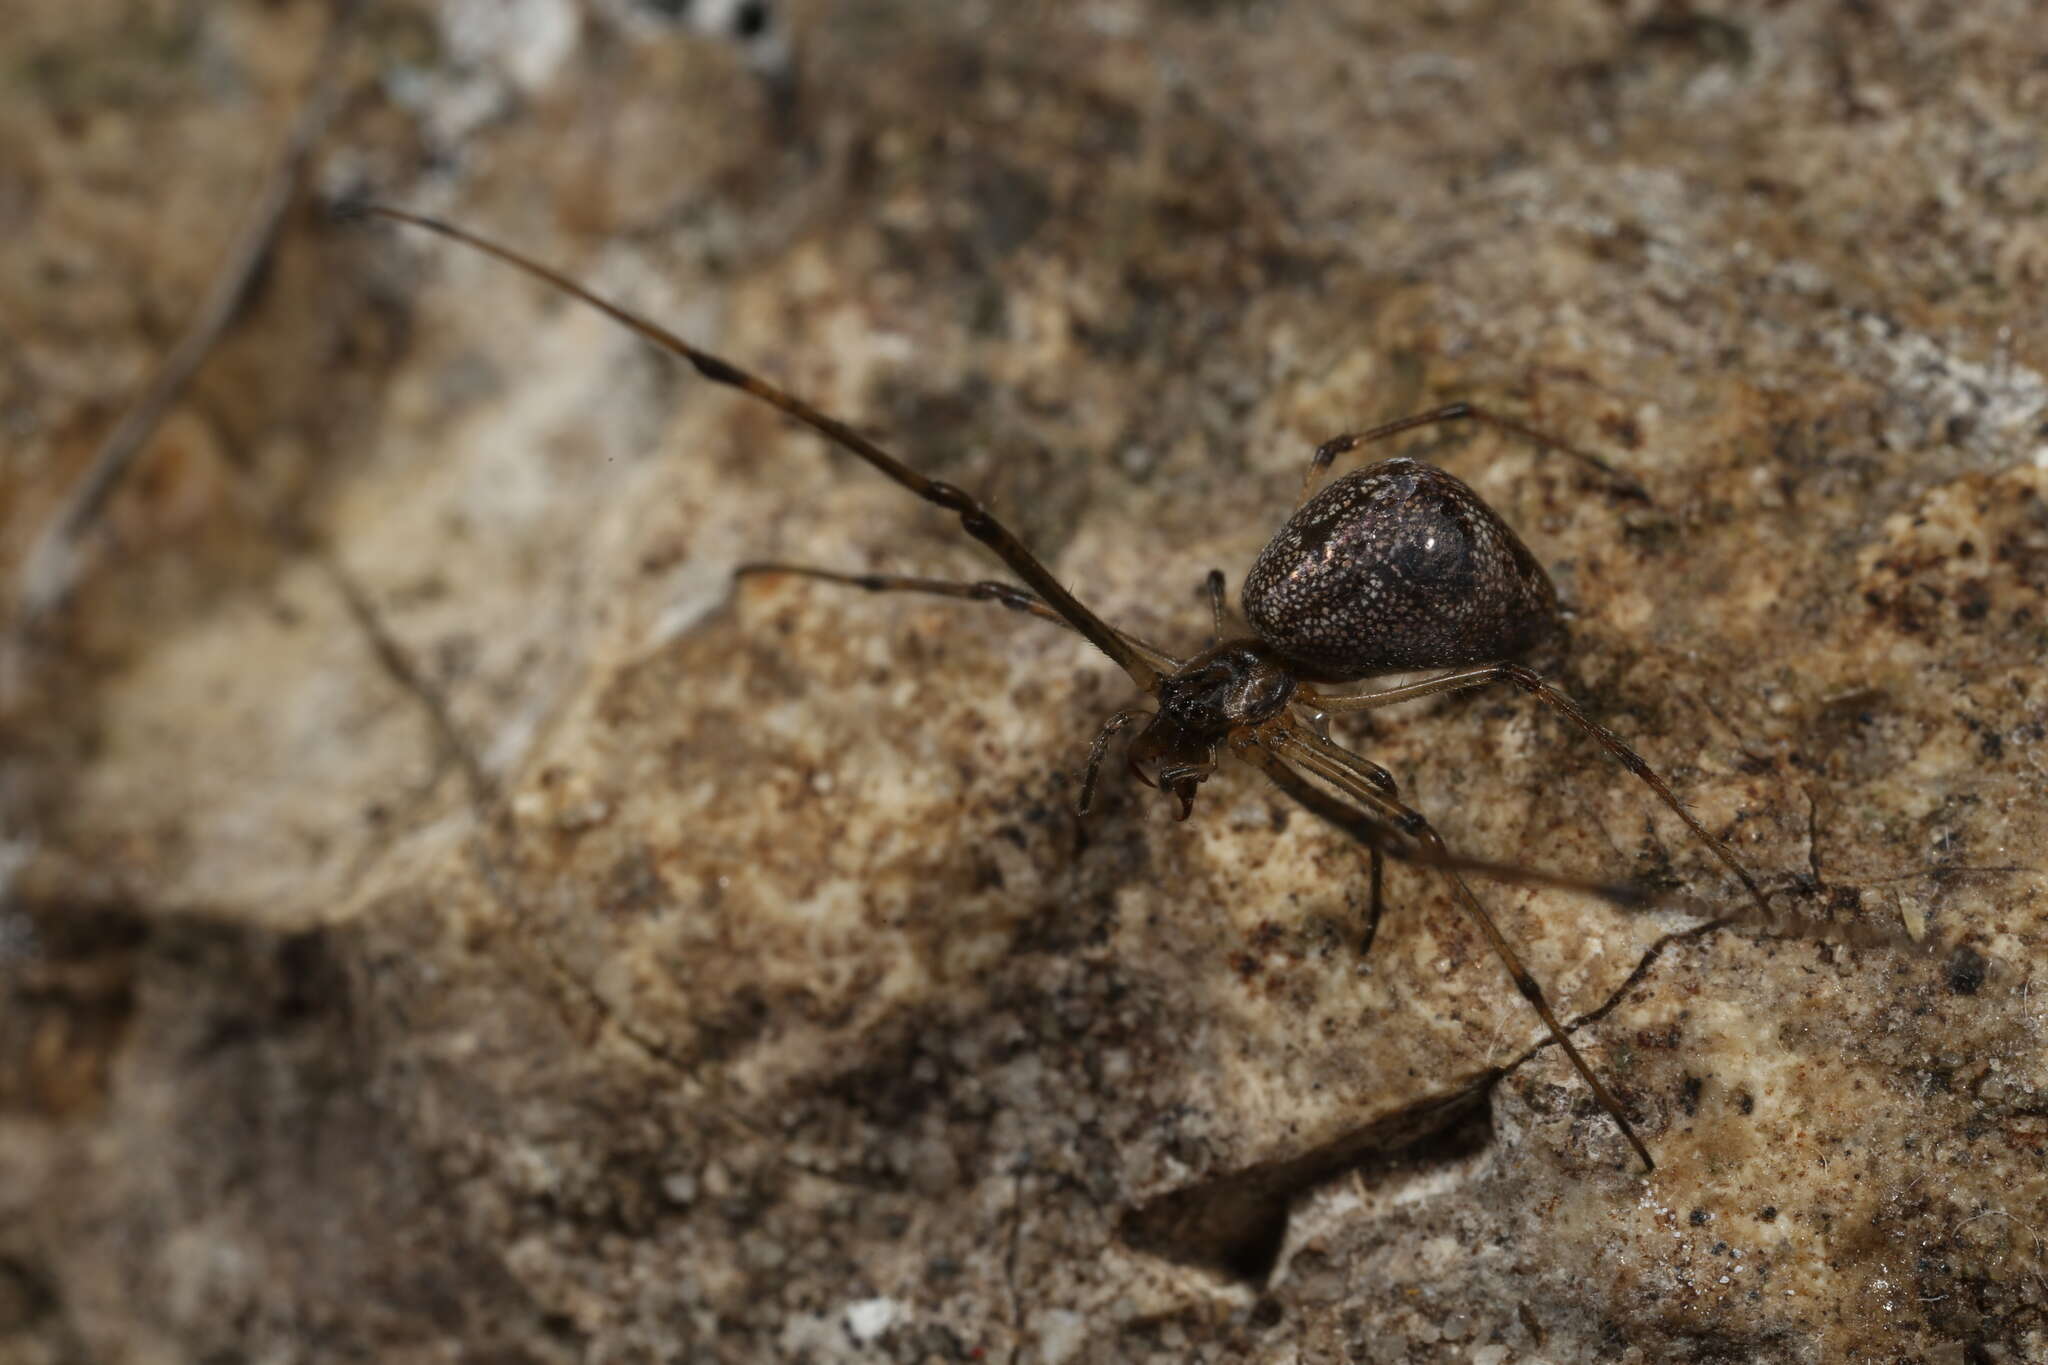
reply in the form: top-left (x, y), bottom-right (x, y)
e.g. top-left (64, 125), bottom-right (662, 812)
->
top-left (1126, 640), bottom-right (1296, 818)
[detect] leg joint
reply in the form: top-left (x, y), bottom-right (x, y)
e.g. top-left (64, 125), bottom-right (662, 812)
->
top-left (927, 480), bottom-right (977, 515)
top-left (978, 583), bottom-right (1033, 612)
top-left (689, 353), bottom-right (748, 387)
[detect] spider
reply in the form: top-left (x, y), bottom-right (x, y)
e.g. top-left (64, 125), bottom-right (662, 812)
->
top-left (359, 205), bottom-right (1775, 1171)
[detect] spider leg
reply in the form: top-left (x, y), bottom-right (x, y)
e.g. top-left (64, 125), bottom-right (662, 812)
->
top-left (734, 563), bottom-right (1180, 674)
top-left (1203, 569), bottom-right (1229, 641)
top-left (361, 206), bottom-right (1161, 693)
top-left (1240, 721), bottom-right (1656, 1171)
top-left (1079, 707), bottom-right (1150, 814)
top-left (1242, 726), bottom-right (1646, 903)
top-left (1299, 401), bottom-right (1648, 506)
top-left (1297, 735), bottom-right (1399, 957)
top-left (1300, 664), bottom-right (1773, 922)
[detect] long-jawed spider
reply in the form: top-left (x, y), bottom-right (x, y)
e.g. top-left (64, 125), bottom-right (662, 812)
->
top-left (357, 204), bottom-right (1775, 1171)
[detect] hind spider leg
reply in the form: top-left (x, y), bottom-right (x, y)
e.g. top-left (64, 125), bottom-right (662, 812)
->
top-left (1300, 663), bottom-right (1772, 921)
top-left (1246, 721), bottom-right (1655, 1171)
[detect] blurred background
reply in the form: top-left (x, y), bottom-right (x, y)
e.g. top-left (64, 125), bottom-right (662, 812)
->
top-left (3, 2), bottom-right (2045, 1361)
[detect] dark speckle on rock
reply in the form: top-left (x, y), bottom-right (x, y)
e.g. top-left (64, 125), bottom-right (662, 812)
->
top-left (1945, 944), bottom-right (1987, 996)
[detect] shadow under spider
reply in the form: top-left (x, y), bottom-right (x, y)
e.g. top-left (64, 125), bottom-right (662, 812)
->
top-left (352, 203), bottom-right (1779, 1174)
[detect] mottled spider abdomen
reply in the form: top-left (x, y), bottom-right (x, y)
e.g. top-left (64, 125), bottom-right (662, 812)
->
top-left (1242, 458), bottom-right (1562, 681)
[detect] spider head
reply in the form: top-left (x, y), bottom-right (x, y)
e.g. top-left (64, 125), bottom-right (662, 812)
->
top-left (1128, 640), bottom-right (1298, 819)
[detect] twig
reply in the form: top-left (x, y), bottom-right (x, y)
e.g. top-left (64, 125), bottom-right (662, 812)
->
top-left (10, 0), bottom-right (356, 627)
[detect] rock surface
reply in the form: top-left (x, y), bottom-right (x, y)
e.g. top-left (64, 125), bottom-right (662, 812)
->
top-left (3, 1), bottom-right (2045, 1361)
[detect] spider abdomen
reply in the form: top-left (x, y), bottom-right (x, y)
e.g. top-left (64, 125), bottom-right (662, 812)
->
top-left (1242, 458), bottom-right (1562, 682)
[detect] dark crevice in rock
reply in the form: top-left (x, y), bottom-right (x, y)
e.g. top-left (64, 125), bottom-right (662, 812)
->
top-left (1119, 906), bottom-right (1732, 1288)
top-left (0, 1255), bottom-right (60, 1333)
top-left (0, 901), bottom-right (147, 1119)
top-left (1119, 1089), bottom-right (1490, 1285)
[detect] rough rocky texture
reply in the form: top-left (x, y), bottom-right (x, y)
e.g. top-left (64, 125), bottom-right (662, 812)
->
top-left (4, 2), bottom-right (2046, 1362)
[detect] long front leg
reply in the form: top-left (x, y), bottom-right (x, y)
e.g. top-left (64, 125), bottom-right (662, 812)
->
top-left (734, 563), bottom-right (1181, 674)
top-left (362, 206), bottom-right (1160, 693)
top-left (1301, 664), bottom-right (1773, 921)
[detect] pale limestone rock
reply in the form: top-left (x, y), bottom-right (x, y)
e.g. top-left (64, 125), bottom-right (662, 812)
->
top-left (3, 2), bottom-right (2044, 1362)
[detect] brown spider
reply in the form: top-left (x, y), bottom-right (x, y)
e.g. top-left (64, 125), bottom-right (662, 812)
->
top-left (359, 205), bottom-right (1774, 1171)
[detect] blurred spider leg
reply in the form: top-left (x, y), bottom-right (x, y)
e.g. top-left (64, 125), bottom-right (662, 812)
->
top-left (1302, 663), bottom-right (1771, 919)
top-left (1255, 725), bottom-right (1641, 903)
